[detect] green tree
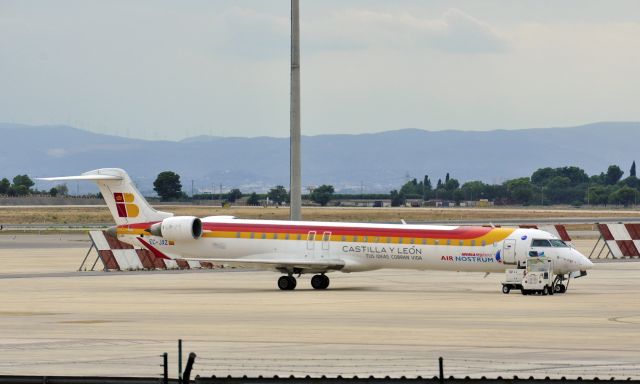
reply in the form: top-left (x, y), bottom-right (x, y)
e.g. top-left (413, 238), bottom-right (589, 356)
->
top-left (246, 192), bottom-right (260, 206)
top-left (153, 171), bottom-right (183, 201)
top-left (505, 178), bottom-right (534, 204)
top-left (610, 186), bottom-right (637, 206)
top-left (453, 189), bottom-right (465, 204)
top-left (620, 176), bottom-right (640, 189)
top-left (422, 175), bottom-right (433, 199)
top-left (445, 178), bottom-right (459, 191)
top-left (557, 166), bottom-right (589, 184)
top-left (587, 185), bottom-right (612, 205)
top-left (267, 185), bottom-right (288, 205)
top-left (544, 176), bottom-right (572, 204)
top-left (226, 188), bottom-right (242, 203)
top-left (399, 178), bottom-right (422, 198)
top-left (390, 190), bottom-right (406, 207)
top-left (49, 187), bottom-right (58, 197)
top-left (631, 161), bottom-right (637, 177)
top-left (531, 167), bottom-right (556, 185)
top-left (310, 184), bottom-right (335, 206)
top-left (461, 181), bottom-right (487, 201)
top-left (14, 185), bottom-right (29, 196)
top-left (590, 173), bottom-right (606, 185)
top-left (0, 178), bottom-right (9, 194)
top-left (12, 174), bottom-right (34, 192)
top-left (605, 165), bottom-right (624, 185)
top-left (531, 166), bottom-right (588, 186)
top-left (55, 184), bottom-right (68, 196)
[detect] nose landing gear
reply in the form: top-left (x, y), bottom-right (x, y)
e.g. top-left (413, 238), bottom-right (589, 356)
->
top-left (552, 275), bottom-right (569, 294)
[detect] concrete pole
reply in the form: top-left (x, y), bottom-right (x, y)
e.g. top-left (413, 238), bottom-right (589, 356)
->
top-left (290, 0), bottom-right (302, 221)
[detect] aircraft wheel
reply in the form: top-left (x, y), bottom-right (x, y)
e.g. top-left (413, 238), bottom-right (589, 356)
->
top-left (554, 284), bottom-right (566, 294)
top-left (321, 275), bottom-right (330, 289)
top-left (542, 287), bottom-right (548, 296)
top-left (278, 275), bottom-right (297, 290)
top-left (311, 274), bottom-right (330, 290)
top-left (502, 285), bottom-right (510, 294)
top-left (311, 275), bottom-right (324, 289)
top-left (521, 289), bottom-right (527, 295)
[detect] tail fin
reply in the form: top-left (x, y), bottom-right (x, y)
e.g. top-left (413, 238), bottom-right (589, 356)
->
top-left (39, 168), bottom-right (172, 225)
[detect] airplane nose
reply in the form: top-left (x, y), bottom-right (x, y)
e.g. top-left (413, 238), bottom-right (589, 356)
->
top-left (581, 255), bottom-right (594, 270)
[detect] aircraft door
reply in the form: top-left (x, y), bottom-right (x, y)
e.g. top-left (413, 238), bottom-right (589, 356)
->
top-left (503, 239), bottom-right (517, 264)
top-left (306, 231), bottom-right (316, 258)
top-left (319, 231), bottom-right (331, 259)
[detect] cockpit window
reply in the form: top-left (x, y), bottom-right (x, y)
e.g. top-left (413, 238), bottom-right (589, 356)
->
top-left (531, 239), bottom-right (551, 247)
top-left (550, 239), bottom-right (568, 247)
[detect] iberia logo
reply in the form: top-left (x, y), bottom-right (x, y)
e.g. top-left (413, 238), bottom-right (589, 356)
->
top-left (114, 192), bottom-right (139, 218)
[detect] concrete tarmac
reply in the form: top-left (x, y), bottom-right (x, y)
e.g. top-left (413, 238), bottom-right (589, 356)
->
top-left (0, 240), bottom-right (639, 379)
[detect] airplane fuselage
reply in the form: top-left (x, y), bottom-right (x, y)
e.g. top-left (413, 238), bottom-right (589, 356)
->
top-left (118, 218), bottom-right (588, 275)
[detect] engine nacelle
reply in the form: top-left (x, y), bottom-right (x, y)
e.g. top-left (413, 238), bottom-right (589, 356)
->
top-left (149, 216), bottom-right (202, 241)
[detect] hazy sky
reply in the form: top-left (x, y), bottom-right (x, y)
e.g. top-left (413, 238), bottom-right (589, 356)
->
top-left (1, 1), bottom-right (640, 140)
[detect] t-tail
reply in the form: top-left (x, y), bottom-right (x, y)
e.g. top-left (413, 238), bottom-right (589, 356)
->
top-left (39, 168), bottom-right (172, 226)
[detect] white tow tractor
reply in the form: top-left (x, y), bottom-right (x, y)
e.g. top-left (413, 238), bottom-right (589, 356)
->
top-left (502, 252), bottom-right (554, 295)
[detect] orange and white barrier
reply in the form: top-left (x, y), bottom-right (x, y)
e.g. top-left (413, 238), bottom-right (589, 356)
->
top-left (596, 223), bottom-right (640, 259)
top-left (86, 231), bottom-right (217, 271)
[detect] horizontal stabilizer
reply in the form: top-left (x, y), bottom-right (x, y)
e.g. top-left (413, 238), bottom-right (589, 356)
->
top-left (37, 175), bottom-right (122, 182)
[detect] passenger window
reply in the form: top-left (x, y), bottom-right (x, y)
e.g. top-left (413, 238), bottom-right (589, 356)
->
top-left (459, 240), bottom-right (464, 246)
top-left (531, 239), bottom-right (552, 247)
top-left (422, 239), bottom-right (427, 245)
top-left (250, 232), bottom-right (255, 239)
top-left (261, 233), bottom-right (267, 239)
top-left (446, 239), bottom-right (451, 245)
top-left (471, 240), bottom-right (476, 246)
top-left (435, 240), bottom-right (440, 245)
top-left (341, 235), bottom-right (346, 242)
top-left (481, 240), bottom-right (486, 246)
top-left (353, 236), bottom-right (358, 242)
top-left (236, 232), bottom-right (241, 238)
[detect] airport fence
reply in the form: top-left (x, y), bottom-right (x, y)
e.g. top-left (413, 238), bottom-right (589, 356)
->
top-left (1, 346), bottom-right (638, 383)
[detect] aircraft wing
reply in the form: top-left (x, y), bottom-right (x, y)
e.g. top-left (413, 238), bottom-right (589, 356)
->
top-left (182, 257), bottom-right (345, 272)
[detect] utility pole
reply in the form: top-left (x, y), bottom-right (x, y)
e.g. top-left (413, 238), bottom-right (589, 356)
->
top-left (289, 0), bottom-right (302, 220)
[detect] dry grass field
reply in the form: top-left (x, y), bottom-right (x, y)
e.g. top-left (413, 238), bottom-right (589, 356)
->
top-left (0, 205), bottom-right (638, 225)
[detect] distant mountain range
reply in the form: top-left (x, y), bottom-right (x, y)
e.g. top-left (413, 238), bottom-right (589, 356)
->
top-left (0, 122), bottom-right (638, 194)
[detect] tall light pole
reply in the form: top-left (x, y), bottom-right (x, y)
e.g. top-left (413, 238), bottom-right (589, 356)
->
top-left (289, 0), bottom-right (302, 220)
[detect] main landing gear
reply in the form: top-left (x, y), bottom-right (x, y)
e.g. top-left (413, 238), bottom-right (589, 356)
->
top-left (311, 274), bottom-right (330, 290)
top-left (277, 274), bottom-right (330, 290)
top-left (278, 275), bottom-right (297, 290)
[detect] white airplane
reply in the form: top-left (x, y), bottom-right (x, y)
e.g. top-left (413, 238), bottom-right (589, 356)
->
top-left (40, 168), bottom-right (593, 291)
